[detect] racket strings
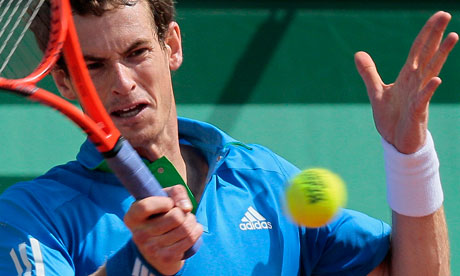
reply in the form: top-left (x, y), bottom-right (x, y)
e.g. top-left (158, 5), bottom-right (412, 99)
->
top-left (0, 0), bottom-right (14, 28)
top-left (0, 0), bottom-right (46, 77)
top-left (0, 0), bottom-right (7, 9)
top-left (0, 0), bottom-right (23, 39)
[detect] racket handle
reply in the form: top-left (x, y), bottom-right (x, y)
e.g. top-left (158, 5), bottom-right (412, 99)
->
top-left (105, 138), bottom-right (201, 258)
top-left (105, 139), bottom-right (167, 199)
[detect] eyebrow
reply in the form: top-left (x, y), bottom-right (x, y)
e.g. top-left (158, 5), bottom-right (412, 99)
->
top-left (83, 39), bottom-right (152, 62)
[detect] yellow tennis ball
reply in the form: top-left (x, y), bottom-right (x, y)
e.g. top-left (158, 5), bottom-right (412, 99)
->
top-left (285, 168), bottom-right (347, 228)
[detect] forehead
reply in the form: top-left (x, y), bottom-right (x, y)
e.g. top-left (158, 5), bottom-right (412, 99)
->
top-left (73, 2), bottom-right (157, 53)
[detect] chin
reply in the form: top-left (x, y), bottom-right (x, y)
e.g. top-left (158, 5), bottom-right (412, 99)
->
top-left (122, 129), bottom-right (155, 148)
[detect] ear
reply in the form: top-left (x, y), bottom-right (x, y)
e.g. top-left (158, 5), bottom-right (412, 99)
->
top-left (164, 22), bottom-right (183, 71)
top-left (51, 69), bottom-right (78, 100)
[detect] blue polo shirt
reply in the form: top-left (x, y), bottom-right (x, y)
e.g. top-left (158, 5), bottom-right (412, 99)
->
top-left (0, 117), bottom-right (391, 275)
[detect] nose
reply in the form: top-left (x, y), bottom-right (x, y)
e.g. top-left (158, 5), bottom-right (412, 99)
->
top-left (111, 62), bottom-right (136, 95)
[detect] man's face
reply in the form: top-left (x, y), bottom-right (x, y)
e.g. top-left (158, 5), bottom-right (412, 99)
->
top-left (66, 1), bottom-right (181, 148)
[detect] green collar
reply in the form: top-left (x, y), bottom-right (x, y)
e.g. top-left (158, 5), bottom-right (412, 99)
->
top-left (95, 156), bottom-right (198, 214)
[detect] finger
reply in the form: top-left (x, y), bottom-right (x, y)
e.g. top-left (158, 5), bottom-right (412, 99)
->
top-left (131, 206), bottom-right (188, 240)
top-left (152, 213), bottom-right (201, 247)
top-left (140, 221), bottom-right (203, 264)
top-left (156, 222), bottom-right (203, 260)
top-left (166, 185), bottom-right (193, 212)
top-left (124, 196), bottom-right (174, 227)
top-left (417, 12), bottom-right (452, 70)
top-left (406, 11), bottom-right (450, 67)
top-left (416, 77), bottom-right (442, 113)
top-left (354, 51), bottom-right (384, 100)
top-left (423, 32), bottom-right (459, 82)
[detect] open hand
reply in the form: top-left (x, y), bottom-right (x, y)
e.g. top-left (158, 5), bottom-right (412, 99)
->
top-left (355, 11), bottom-right (458, 154)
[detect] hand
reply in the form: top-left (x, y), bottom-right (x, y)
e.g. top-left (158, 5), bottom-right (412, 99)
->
top-left (355, 11), bottom-right (458, 154)
top-left (124, 185), bottom-right (203, 275)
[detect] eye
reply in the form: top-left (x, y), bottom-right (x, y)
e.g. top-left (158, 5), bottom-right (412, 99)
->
top-left (128, 48), bottom-right (149, 58)
top-left (86, 61), bottom-right (104, 70)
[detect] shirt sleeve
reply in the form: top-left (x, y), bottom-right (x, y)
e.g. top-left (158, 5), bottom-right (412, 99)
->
top-left (263, 145), bottom-right (391, 275)
top-left (300, 209), bottom-right (391, 275)
top-left (0, 223), bottom-right (74, 275)
top-left (0, 181), bottom-right (77, 276)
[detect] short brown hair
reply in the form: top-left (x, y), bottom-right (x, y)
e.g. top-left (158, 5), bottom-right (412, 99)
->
top-left (70, 0), bottom-right (175, 44)
top-left (31, 0), bottom-right (176, 70)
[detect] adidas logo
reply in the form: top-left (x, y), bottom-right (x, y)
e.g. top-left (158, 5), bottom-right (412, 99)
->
top-left (239, 206), bottom-right (272, 231)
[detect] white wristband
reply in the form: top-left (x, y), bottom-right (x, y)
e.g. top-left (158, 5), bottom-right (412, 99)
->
top-left (382, 130), bottom-right (443, 217)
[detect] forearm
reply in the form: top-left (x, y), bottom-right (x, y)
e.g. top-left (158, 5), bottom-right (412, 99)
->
top-left (390, 207), bottom-right (450, 275)
top-left (379, 130), bottom-right (449, 275)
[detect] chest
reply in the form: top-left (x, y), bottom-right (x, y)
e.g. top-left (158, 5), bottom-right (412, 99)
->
top-left (180, 173), bottom-right (301, 275)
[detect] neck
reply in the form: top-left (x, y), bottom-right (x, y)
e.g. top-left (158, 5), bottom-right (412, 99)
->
top-left (180, 144), bottom-right (209, 202)
top-left (132, 129), bottom-right (208, 202)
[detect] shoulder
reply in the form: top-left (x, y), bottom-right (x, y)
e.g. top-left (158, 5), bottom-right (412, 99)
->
top-left (0, 161), bottom-right (93, 211)
top-left (213, 143), bottom-right (301, 199)
top-left (0, 161), bottom-right (130, 273)
top-left (309, 208), bottom-right (391, 252)
top-left (302, 209), bottom-right (391, 275)
top-left (324, 209), bottom-right (391, 250)
top-left (0, 160), bottom-right (124, 236)
top-left (0, 164), bottom-right (85, 272)
top-left (222, 143), bottom-right (300, 179)
top-left (1, 164), bottom-right (82, 212)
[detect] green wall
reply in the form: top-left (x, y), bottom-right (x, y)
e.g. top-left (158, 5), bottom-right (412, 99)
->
top-left (1, 1), bottom-right (460, 273)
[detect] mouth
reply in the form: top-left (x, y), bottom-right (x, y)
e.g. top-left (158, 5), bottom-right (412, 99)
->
top-left (110, 103), bottom-right (147, 118)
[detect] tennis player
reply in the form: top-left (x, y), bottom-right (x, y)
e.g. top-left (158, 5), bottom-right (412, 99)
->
top-left (0, 1), bottom-right (457, 275)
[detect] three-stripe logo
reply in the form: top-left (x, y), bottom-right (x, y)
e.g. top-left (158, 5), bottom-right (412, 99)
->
top-left (131, 258), bottom-right (156, 276)
top-left (239, 206), bottom-right (272, 231)
top-left (10, 237), bottom-right (45, 276)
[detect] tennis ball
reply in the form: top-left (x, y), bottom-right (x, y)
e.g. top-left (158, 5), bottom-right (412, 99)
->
top-left (285, 168), bottom-right (347, 228)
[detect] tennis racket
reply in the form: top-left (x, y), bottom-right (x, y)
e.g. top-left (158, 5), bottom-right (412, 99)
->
top-left (0, 0), bottom-right (200, 258)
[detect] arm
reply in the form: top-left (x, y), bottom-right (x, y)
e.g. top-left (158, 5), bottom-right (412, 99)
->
top-left (369, 208), bottom-right (449, 276)
top-left (390, 208), bottom-right (449, 275)
top-left (355, 11), bottom-right (458, 275)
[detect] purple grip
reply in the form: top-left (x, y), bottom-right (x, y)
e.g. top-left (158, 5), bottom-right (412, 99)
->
top-left (105, 139), bottom-right (201, 258)
top-left (105, 140), bottom-right (167, 199)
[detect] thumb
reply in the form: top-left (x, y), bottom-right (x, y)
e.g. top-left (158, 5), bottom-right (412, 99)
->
top-left (166, 185), bottom-right (193, 213)
top-left (354, 51), bottom-right (384, 98)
